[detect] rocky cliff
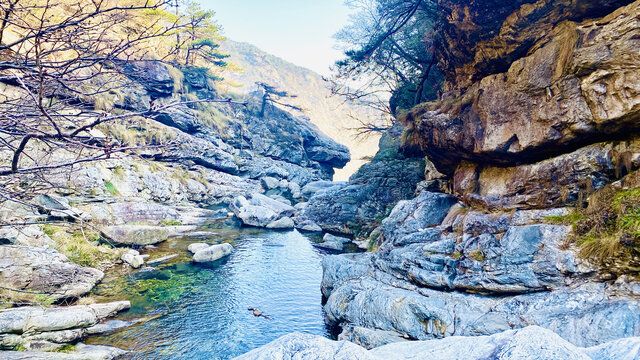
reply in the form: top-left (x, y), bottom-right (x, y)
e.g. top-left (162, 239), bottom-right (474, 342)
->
top-left (0, 58), bottom-right (350, 355)
top-left (220, 40), bottom-right (382, 181)
top-left (315, 0), bottom-right (640, 354)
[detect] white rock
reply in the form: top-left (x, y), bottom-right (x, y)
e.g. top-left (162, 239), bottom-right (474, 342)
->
top-left (188, 243), bottom-right (210, 254)
top-left (192, 243), bottom-right (234, 263)
top-left (121, 253), bottom-right (144, 269)
top-left (266, 217), bottom-right (295, 229)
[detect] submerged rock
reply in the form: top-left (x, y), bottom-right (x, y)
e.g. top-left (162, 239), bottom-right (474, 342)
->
top-left (192, 243), bottom-right (234, 263)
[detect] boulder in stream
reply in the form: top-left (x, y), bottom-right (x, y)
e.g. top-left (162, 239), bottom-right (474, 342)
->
top-left (192, 243), bottom-right (234, 263)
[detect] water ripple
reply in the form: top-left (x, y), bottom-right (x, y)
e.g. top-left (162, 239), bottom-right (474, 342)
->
top-left (87, 229), bottom-right (330, 359)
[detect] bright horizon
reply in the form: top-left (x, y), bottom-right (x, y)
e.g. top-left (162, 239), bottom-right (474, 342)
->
top-left (200, 0), bottom-right (353, 76)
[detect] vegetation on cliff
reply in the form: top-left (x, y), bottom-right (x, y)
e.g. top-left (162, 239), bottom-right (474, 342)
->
top-left (0, 0), bottom-right (235, 214)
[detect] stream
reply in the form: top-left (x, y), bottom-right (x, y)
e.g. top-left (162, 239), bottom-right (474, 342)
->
top-left (86, 221), bottom-right (333, 359)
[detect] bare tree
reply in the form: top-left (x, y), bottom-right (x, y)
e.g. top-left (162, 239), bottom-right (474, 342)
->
top-left (0, 0), bottom-right (239, 214)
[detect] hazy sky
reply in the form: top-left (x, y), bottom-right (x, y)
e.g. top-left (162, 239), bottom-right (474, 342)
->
top-left (200, 0), bottom-right (352, 75)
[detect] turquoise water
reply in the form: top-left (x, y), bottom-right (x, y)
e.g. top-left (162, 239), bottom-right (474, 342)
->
top-left (87, 226), bottom-right (331, 359)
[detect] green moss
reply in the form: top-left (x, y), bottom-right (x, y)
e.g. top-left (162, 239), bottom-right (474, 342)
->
top-left (42, 224), bottom-right (56, 236)
top-left (567, 178), bottom-right (640, 273)
top-left (34, 294), bottom-right (55, 306)
top-left (619, 207), bottom-right (640, 239)
top-left (545, 213), bottom-right (586, 225)
top-left (104, 182), bottom-right (119, 196)
top-left (113, 166), bottom-right (125, 177)
top-left (159, 220), bottom-right (182, 226)
top-left (45, 225), bottom-right (121, 269)
top-left (450, 251), bottom-right (462, 259)
top-left (56, 344), bottom-right (77, 353)
top-left (469, 250), bottom-right (485, 262)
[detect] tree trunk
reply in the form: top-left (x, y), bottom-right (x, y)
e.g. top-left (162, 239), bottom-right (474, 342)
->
top-left (414, 56), bottom-right (437, 105)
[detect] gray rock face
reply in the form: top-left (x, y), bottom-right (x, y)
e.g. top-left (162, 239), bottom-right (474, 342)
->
top-left (370, 326), bottom-right (593, 360)
top-left (233, 326), bottom-right (640, 360)
top-left (124, 60), bottom-right (173, 98)
top-left (320, 188), bottom-right (636, 348)
top-left (0, 225), bottom-right (55, 248)
top-left (339, 326), bottom-right (408, 349)
top-left (192, 243), bottom-right (234, 263)
top-left (0, 301), bottom-right (129, 352)
top-left (305, 124), bottom-right (426, 235)
top-left (300, 181), bottom-right (346, 199)
top-left (160, 131), bottom-right (240, 175)
top-left (325, 271), bottom-right (640, 348)
top-left (0, 246), bottom-right (104, 300)
top-left (374, 199), bottom-right (594, 294)
top-left (380, 191), bottom-right (457, 242)
top-left (233, 332), bottom-right (375, 360)
top-left (2, 343), bottom-right (126, 359)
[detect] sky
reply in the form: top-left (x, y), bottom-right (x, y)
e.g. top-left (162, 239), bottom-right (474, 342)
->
top-left (200, 0), bottom-right (352, 76)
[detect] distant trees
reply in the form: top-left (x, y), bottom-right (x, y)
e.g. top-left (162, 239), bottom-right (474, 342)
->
top-left (328, 0), bottom-right (441, 134)
top-left (0, 0), bottom-right (233, 210)
top-left (256, 82), bottom-right (302, 117)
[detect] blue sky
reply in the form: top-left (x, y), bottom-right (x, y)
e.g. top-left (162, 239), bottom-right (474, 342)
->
top-left (200, 0), bottom-right (352, 75)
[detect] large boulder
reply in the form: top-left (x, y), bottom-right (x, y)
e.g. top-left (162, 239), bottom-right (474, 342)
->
top-left (153, 104), bottom-right (201, 133)
top-left (233, 332), bottom-right (376, 360)
top-left (0, 301), bottom-right (130, 334)
top-left (100, 225), bottom-right (170, 246)
top-left (313, 233), bottom-right (351, 251)
top-left (192, 243), bottom-right (234, 263)
top-left (229, 194), bottom-right (295, 228)
top-left (0, 246), bottom-right (103, 301)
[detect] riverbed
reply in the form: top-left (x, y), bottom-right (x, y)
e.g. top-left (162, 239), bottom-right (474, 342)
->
top-left (86, 223), bottom-right (331, 359)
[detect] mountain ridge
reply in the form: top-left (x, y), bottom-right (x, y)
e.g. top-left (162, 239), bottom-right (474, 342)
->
top-left (219, 39), bottom-right (382, 181)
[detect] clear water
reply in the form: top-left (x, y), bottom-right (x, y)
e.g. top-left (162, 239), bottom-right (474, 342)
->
top-left (86, 225), bottom-right (331, 359)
